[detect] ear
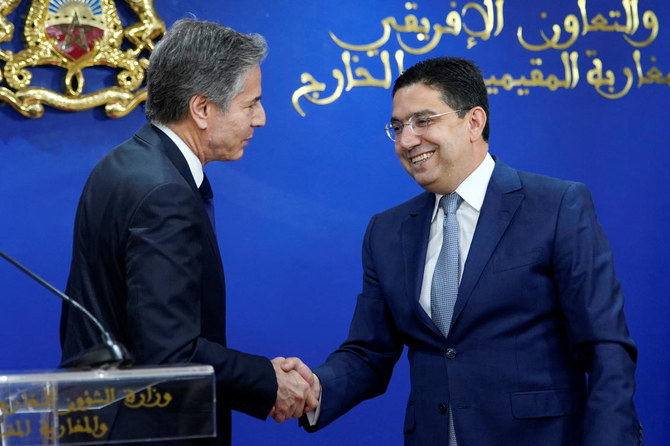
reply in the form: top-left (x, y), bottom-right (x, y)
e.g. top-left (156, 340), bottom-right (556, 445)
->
top-left (188, 94), bottom-right (210, 130)
top-left (467, 106), bottom-right (487, 142)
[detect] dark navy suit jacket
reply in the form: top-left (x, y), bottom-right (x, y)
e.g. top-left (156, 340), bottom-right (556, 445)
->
top-left (60, 123), bottom-right (276, 445)
top-left (308, 158), bottom-right (641, 445)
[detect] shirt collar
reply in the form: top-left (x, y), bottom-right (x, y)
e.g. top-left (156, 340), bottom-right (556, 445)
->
top-left (431, 152), bottom-right (495, 221)
top-left (153, 122), bottom-right (204, 187)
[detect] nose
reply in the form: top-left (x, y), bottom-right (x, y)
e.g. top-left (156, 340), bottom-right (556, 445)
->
top-left (252, 102), bottom-right (266, 127)
top-left (397, 126), bottom-right (420, 149)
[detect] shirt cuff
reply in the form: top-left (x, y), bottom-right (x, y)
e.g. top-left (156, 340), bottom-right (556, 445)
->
top-left (305, 393), bottom-right (322, 425)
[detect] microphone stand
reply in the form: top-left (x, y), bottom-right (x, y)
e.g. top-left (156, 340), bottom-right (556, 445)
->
top-left (0, 249), bottom-right (132, 369)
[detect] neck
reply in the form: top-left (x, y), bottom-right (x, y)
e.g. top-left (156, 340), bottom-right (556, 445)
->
top-left (167, 120), bottom-right (207, 166)
top-left (429, 145), bottom-right (489, 195)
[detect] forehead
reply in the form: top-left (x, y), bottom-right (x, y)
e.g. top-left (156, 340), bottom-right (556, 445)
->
top-left (391, 83), bottom-right (447, 119)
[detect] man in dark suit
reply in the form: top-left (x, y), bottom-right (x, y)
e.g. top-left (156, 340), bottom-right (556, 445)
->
top-left (300, 57), bottom-right (641, 445)
top-left (60, 19), bottom-right (317, 445)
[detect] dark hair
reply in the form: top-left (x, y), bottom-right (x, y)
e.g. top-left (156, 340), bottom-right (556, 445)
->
top-left (145, 19), bottom-right (267, 124)
top-left (393, 57), bottom-right (490, 141)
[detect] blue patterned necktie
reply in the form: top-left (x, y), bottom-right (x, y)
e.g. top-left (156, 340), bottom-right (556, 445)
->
top-left (430, 192), bottom-right (462, 446)
top-left (199, 174), bottom-right (216, 232)
top-left (431, 193), bottom-right (462, 338)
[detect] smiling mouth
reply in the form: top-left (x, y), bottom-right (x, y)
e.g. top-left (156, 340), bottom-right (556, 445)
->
top-left (410, 151), bottom-right (435, 164)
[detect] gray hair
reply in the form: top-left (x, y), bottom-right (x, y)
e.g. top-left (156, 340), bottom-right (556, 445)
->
top-left (145, 18), bottom-right (267, 124)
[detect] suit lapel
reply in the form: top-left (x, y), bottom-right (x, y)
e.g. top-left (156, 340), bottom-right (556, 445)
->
top-left (400, 192), bottom-right (440, 332)
top-left (452, 159), bottom-right (523, 326)
top-left (135, 123), bottom-right (223, 265)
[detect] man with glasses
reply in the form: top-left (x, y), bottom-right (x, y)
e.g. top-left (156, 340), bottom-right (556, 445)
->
top-left (300, 57), bottom-right (641, 445)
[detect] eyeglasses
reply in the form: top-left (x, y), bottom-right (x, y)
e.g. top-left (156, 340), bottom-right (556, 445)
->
top-left (384, 110), bottom-right (463, 142)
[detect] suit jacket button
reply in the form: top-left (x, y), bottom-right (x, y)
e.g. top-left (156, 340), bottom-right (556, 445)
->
top-left (438, 404), bottom-right (447, 414)
top-left (446, 348), bottom-right (457, 359)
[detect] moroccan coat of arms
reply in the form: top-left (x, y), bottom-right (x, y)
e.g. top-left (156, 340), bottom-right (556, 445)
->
top-left (0, 0), bottom-right (164, 117)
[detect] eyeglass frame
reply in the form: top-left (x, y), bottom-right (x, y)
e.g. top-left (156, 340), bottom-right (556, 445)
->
top-left (384, 110), bottom-right (464, 142)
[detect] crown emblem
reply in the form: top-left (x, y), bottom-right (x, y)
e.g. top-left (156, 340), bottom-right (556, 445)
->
top-left (0, 0), bottom-right (165, 118)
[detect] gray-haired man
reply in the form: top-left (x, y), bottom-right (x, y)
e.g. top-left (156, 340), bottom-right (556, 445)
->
top-left (61, 19), bottom-right (317, 445)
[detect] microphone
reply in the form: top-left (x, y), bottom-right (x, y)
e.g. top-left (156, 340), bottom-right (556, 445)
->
top-left (0, 249), bottom-right (132, 369)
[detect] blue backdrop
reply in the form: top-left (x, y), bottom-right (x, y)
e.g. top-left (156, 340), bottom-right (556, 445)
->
top-left (1, 1), bottom-right (668, 444)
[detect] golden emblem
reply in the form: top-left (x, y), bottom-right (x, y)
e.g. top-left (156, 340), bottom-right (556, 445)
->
top-left (0, 0), bottom-right (165, 118)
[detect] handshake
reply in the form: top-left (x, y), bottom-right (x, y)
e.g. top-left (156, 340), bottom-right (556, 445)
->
top-left (269, 357), bottom-right (321, 423)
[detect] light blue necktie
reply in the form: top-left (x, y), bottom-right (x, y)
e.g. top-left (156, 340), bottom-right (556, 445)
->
top-left (431, 193), bottom-right (462, 338)
top-left (430, 192), bottom-right (462, 446)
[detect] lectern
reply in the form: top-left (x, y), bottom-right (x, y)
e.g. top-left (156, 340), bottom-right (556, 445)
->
top-left (0, 365), bottom-right (215, 444)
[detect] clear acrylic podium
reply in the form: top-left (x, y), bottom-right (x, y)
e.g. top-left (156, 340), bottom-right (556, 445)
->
top-left (0, 365), bottom-right (215, 445)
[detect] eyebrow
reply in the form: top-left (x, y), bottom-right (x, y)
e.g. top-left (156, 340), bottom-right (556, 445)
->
top-left (390, 108), bottom-right (435, 122)
top-left (244, 95), bottom-right (262, 106)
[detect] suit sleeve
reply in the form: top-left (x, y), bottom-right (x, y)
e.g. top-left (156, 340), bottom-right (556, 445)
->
top-left (553, 182), bottom-right (641, 445)
top-left (304, 214), bottom-right (404, 431)
top-left (125, 182), bottom-right (276, 419)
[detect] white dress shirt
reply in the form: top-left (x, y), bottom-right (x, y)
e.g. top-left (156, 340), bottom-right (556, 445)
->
top-left (418, 153), bottom-right (495, 318)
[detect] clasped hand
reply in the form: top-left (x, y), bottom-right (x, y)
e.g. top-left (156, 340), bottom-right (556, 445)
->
top-left (269, 357), bottom-right (321, 423)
